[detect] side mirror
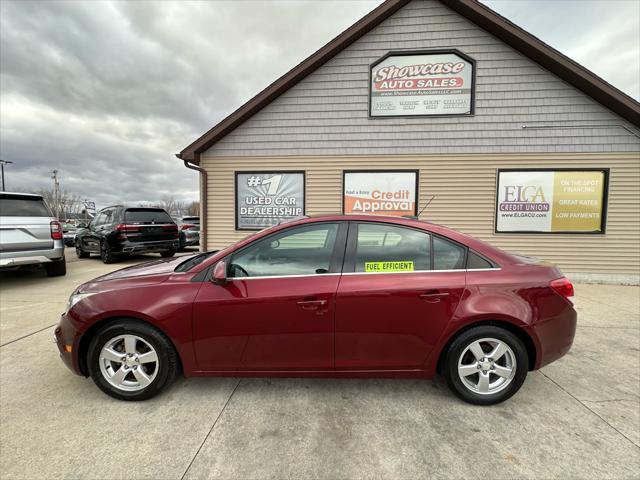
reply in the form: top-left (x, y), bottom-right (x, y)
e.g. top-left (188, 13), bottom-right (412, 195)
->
top-left (211, 261), bottom-right (227, 285)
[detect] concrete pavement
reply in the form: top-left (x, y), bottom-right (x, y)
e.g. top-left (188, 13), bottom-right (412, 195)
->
top-left (1, 250), bottom-right (638, 479)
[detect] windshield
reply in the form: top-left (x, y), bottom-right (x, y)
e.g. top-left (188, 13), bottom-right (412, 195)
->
top-left (174, 251), bottom-right (217, 272)
top-left (124, 208), bottom-right (173, 224)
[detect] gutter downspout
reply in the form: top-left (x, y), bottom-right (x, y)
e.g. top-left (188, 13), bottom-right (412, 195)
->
top-left (177, 154), bottom-right (208, 252)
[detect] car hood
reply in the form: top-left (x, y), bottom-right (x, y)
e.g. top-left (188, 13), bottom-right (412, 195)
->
top-left (96, 256), bottom-right (192, 282)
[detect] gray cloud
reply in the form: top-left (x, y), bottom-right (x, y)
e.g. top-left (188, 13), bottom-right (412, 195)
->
top-left (1, 0), bottom-right (638, 209)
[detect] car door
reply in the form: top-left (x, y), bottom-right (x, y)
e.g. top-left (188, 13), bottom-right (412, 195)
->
top-left (335, 222), bottom-right (466, 370)
top-left (81, 211), bottom-right (105, 252)
top-left (192, 222), bottom-right (347, 371)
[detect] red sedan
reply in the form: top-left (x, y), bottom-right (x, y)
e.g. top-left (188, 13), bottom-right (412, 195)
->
top-left (55, 215), bottom-right (576, 405)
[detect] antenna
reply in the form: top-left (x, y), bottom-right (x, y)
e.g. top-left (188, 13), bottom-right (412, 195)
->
top-left (417, 195), bottom-right (436, 218)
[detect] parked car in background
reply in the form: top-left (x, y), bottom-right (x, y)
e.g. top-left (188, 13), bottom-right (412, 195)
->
top-left (74, 206), bottom-right (179, 264)
top-left (56, 215), bottom-right (576, 404)
top-left (62, 223), bottom-right (77, 247)
top-left (176, 216), bottom-right (200, 250)
top-left (0, 192), bottom-right (66, 276)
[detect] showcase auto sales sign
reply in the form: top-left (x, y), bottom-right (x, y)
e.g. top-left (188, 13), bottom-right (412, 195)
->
top-left (370, 52), bottom-right (473, 116)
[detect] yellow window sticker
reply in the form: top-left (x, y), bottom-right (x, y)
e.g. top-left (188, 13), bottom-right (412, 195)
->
top-left (364, 261), bottom-right (414, 272)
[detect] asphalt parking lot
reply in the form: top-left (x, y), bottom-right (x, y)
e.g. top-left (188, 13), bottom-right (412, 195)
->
top-left (1, 249), bottom-right (639, 479)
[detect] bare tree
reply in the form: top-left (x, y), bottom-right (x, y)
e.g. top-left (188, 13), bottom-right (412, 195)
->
top-left (157, 195), bottom-right (188, 218)
top-left (38, 188), bottom-right (84, 220)
top-left (187, 201), bottom-right (199, 216)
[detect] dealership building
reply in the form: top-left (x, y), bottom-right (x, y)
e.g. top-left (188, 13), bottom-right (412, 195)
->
top-left (178, 0), bottom-right (640, 284)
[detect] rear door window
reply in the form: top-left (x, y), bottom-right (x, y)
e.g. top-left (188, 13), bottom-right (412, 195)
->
top-left (0, 196), bottom-right (51, 217)
top-left (124, 209), bottom-right (173, 224)
top-left (433, 237), bottom-right (466, 270)
top-left (354, 223), bottom-right (430, 273)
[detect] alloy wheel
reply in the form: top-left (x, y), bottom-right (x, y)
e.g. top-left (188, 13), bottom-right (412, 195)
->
top-left (98, 334), bottom-right (159, 392)
top-left (457, 337), bottom-right (517, 395)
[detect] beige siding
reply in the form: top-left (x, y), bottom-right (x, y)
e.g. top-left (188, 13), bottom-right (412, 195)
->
top-left (201, 152), bottom-right (640, 277)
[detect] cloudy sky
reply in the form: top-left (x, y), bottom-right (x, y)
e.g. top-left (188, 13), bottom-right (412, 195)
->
top-left (1, 0), bottom-right (638, 209)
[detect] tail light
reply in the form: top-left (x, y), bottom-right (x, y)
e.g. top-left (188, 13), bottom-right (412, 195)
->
top-left (50, 221), bottom-right (63, 240)
top-left (181, 224), bottom-right (195, 230)
top-left (550, 277), bottom-right (574, 301)
top-left (115, 224), bottom-right (140, 232)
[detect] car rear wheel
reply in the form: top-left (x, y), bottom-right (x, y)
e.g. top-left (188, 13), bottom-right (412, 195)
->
top-left (160, 249), bottom-right (175, 258)
top-left (75, 240), bottom-right (90, 259)
top-left (100, 240), bottom-right (117, 264)
top-left (443, 326), bottom-right (528, 405)
top-left (87, 320), bottom-right (179, 401)
top-left (45, 258), bottom-right (66, 277)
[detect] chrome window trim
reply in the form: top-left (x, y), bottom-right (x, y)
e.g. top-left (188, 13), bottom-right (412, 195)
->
top-left (226, 267), bottom-right (501, 280)
top-left (228, 273), bottom-right (342, 281)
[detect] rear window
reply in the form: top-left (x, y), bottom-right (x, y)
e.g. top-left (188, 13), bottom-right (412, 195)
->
top-left (182, 217), bottom-right (200, 224)
top-left (124, 208), bottom-right (173, 224)
top-left (0, 196), bottom-right (51, 217)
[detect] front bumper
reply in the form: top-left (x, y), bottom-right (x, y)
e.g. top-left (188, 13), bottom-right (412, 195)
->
top-left (54, 312), bottom-right (83, 376)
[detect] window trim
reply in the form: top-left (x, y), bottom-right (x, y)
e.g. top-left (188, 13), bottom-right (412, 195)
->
top-left (226, 221), bottom-right (348, 279)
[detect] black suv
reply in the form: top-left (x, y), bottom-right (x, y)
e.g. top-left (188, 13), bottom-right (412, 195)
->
top-left (74, 206), bottom-right (179, 263)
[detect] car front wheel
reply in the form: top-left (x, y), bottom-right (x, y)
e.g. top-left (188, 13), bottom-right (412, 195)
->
top-left (87, 320), bottom-right (179, 401)
top-left (443, 325), bottom-right (528, 405)
top-left (160, 249), bottom-right (175, 258)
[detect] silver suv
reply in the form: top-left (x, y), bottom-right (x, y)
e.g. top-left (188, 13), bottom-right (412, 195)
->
top-left (0, 192), bottom-right (66, 276)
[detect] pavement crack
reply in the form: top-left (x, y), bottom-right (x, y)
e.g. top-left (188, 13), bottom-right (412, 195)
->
top-left (0, 323), bottom-right (57, 347)
top-left (539, 370), bottom-right (640, 449)
top-left (180, 378), bottom-right (242, 480)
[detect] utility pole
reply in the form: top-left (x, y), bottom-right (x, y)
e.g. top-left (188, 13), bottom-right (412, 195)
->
top-left (0, 160), bottom-right (13, 191)
top-left (51, 170), bottom-right (60, 219)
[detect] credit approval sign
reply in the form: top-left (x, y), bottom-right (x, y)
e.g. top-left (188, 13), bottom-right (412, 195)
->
top-left (343, 171), bottom-right (418, 217)
top-left (370, 50), bottom-right (474, 117)
top-left (495, 169), bottom-right (608, 233)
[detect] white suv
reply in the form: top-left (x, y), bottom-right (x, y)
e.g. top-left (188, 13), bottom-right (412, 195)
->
top-left (0, 192), bottom-right (66, 276)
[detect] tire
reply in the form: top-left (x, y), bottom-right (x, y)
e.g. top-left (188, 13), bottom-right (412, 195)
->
top-left (45, 258), bottom-right (67, 277)
top-left (443, 325), bottom-right (528, 405)
top-left (87, 319), bottom-right (180, 401)
top-left (100, 240), bottom-right (117, 264)
top-left (75, 240), bottom-right (90, 259)
top-left (160, 249), bottom-right (175, 258)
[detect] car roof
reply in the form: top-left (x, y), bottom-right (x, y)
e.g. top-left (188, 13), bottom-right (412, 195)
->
top-left (0, 191), bottom-right (44, 199)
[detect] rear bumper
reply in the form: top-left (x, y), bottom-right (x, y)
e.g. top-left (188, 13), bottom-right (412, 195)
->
top-left (532, 303), bottom-right (577, 369)
top-left (115, 239), bottom-right (179, 254)
top-left (0, 242), bottom-right (65, 267)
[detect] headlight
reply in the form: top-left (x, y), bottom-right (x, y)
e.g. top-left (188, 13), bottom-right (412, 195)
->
top-left (66, 292), bottom-right (95, 313)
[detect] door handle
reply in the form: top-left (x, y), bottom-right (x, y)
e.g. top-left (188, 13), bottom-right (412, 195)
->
top-left (419, 291), bottom-right (449, 303)
top-left (297, 299), bottom-right (327, 314)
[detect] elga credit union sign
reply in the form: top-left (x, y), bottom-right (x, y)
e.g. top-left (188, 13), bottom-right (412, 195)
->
top-left (370, 51), bottom-right (474, 117)
top-left (495, 169), bottom-right (608, 233)
top-left (236, 172), bottom-right (305, 230)
top-left (344, 171), bottom-right (417, 216)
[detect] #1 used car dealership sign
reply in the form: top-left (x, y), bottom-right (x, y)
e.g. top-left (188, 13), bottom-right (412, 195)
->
top-left (236, 172), bottom-right (305, 230)
top-left (370, 50), bottom-right (474, 117)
